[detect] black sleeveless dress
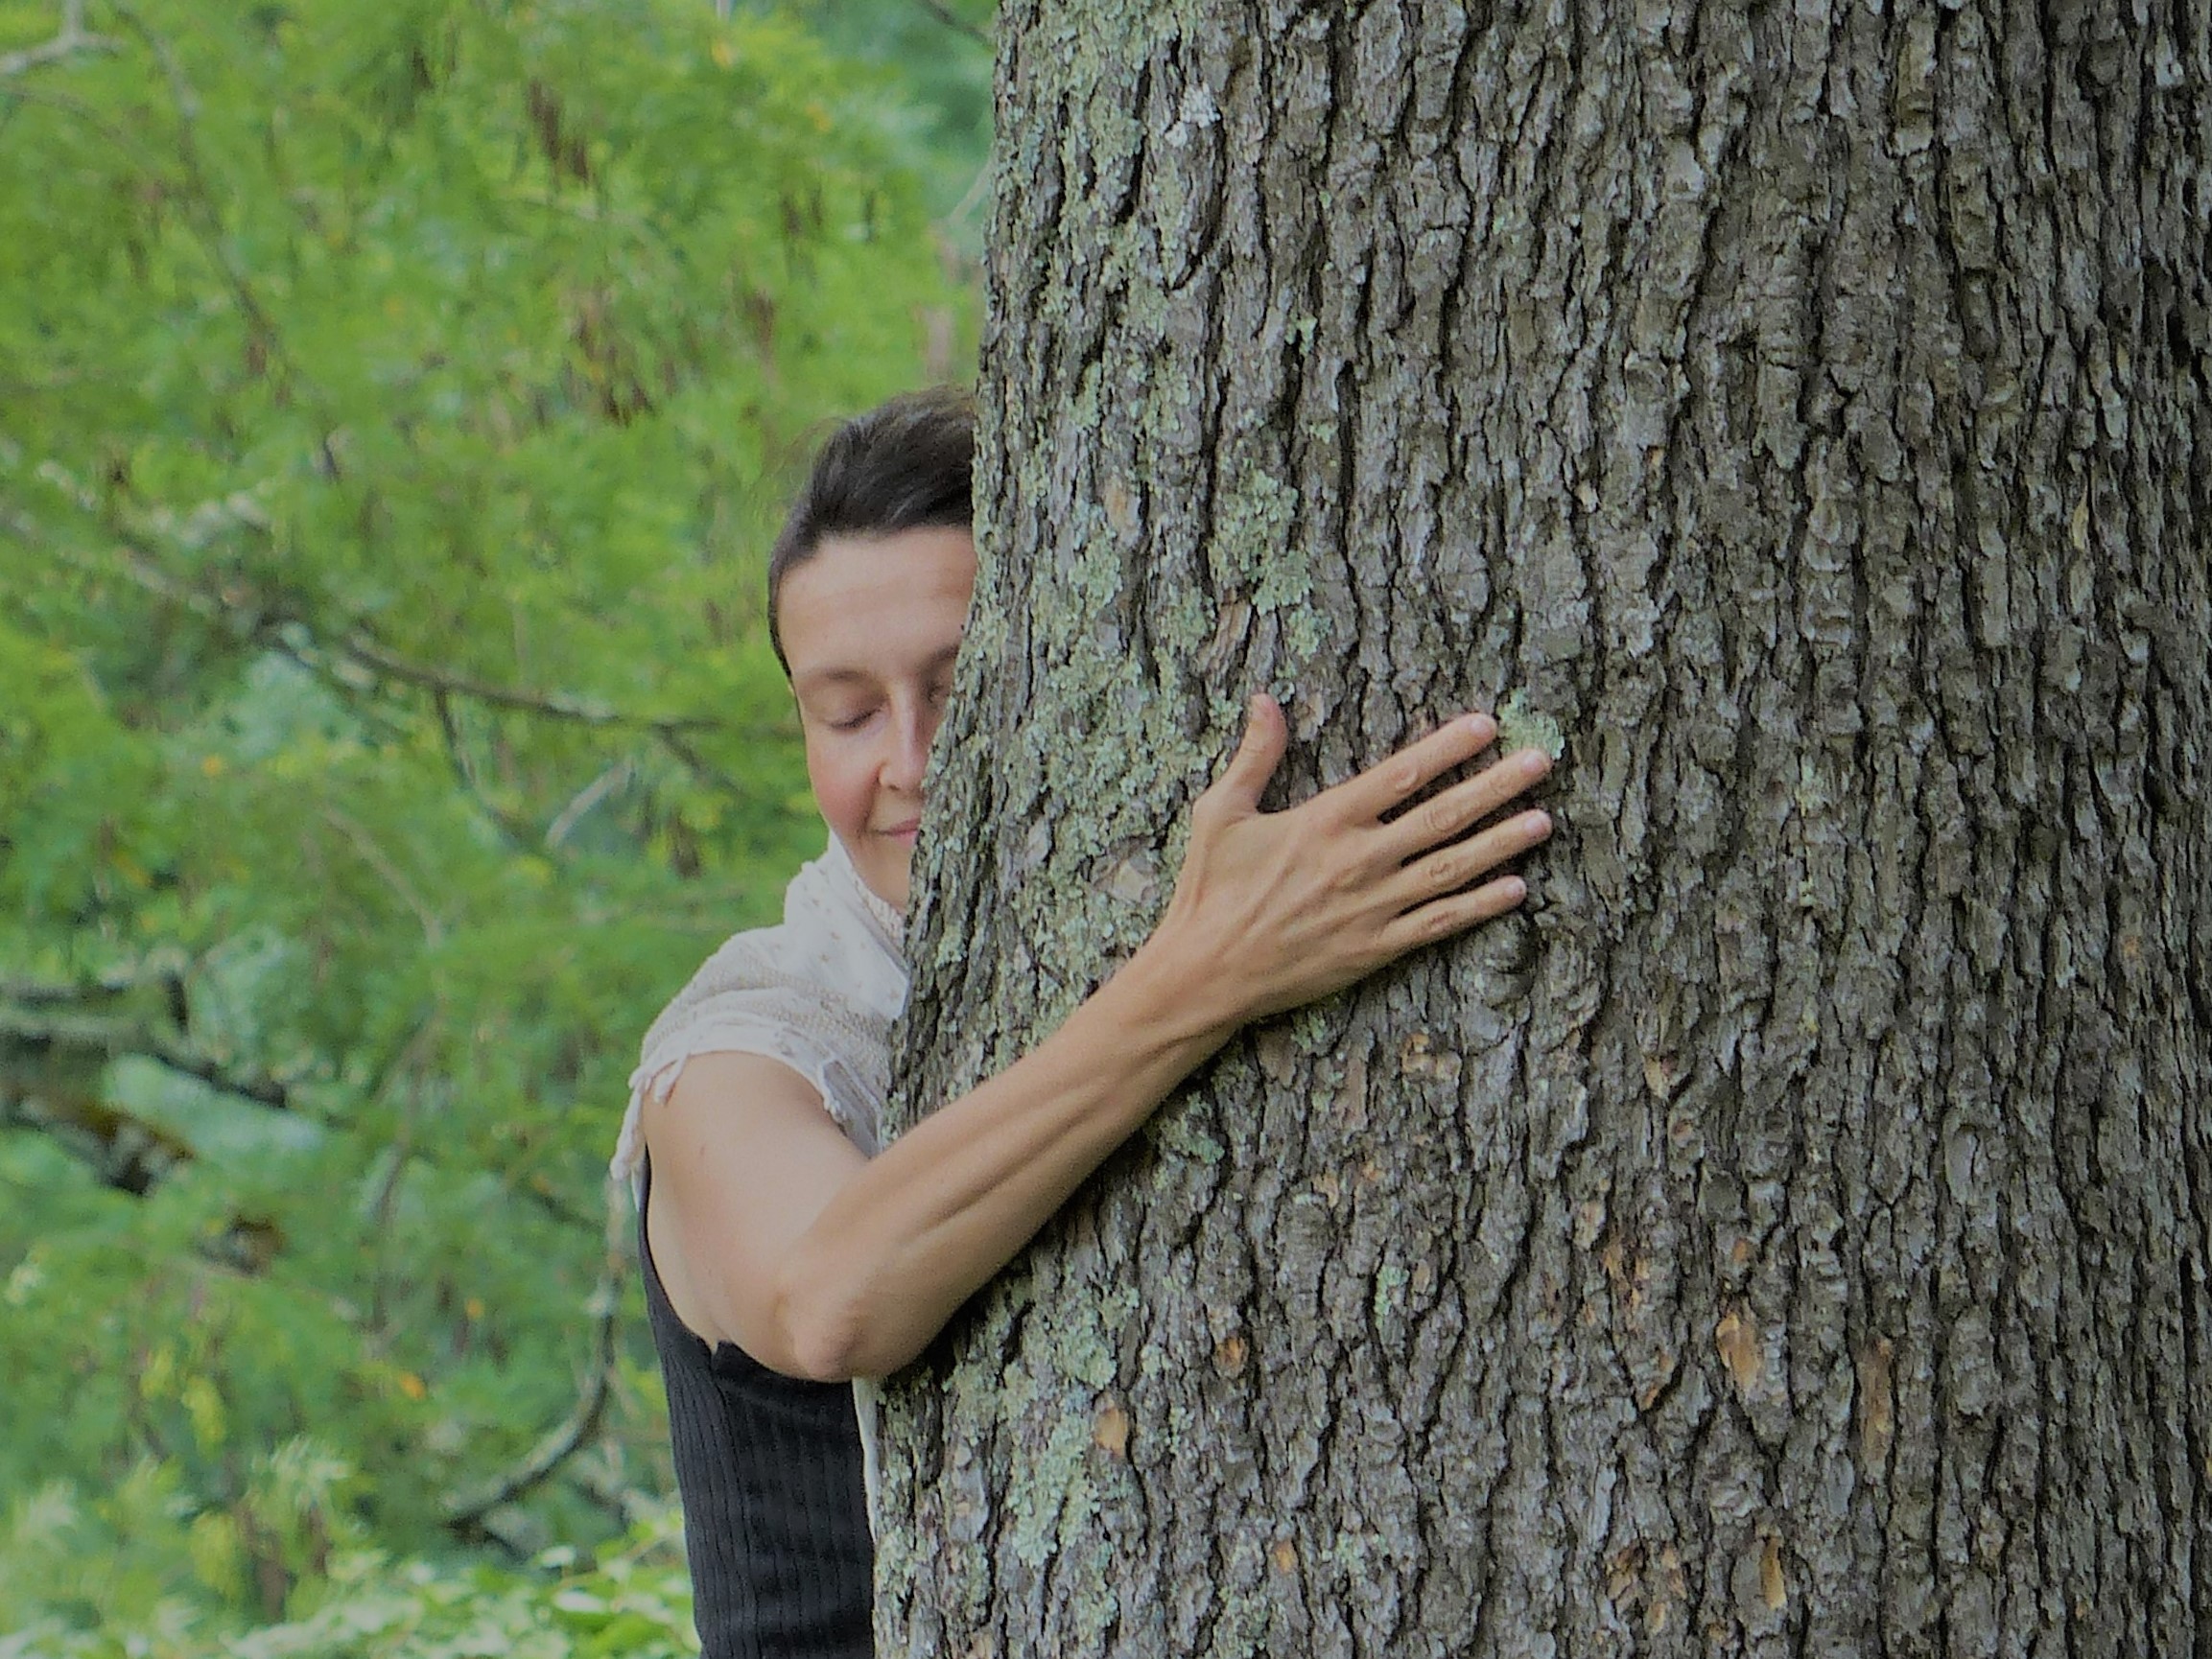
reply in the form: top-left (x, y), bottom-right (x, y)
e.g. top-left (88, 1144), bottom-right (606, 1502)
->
top-left (638, 1164), bottom-right (874, 1658)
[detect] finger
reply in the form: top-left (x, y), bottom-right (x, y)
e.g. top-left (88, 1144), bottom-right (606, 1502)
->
top-left (1387, 808), bottom-right (1553, 909)
top-left (1203, 693), bottom-right (1289, 815)
top-left (1327, 712), bottom-right (1498, 826)
top-left (1374, 746), bottom-right (1553, 863)
top-left (1379, 875), bottom-right (1530, 954)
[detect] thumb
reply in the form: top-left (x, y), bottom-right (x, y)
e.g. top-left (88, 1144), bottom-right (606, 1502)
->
top-left (1210, 693), bottom-right (1287, 812)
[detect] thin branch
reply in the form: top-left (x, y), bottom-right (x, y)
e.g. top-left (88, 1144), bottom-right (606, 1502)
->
top-left (651, 724), bottom-right (752, 797)
top-left (106, 5), bottom-right (309, 406)
top-left (544, 758), bottom-right (635, 850)
top-left (59, 527), bottom-right (754, 747)
top-left (319, 805), bottom-right (447, 947)
top-left (337, 627), bottom-right (716, 733)
top-left (907, 0), bottom-right (991, 47)
top-left (37, 513), bottom-right (286, 639)
top-left (442, 1181), bottom-right (626, 1532)
top-left (0, 963), bottom-right (293, 1195)
top-left (365, 1010), bottom-right (442, 1335)
top-left (434, 689), bottom-right (533, 847)
top-left (318, 619), bottom-right (796, 805)
top-left (564, 1453), bottom-right (659, 1530)
top-left (34, 487), bottom-right (793, 806)
top-left (516, 1173), bottom-right (598, 1234)
top-left (0, 0), bottom-right (121, 79)
top-left (946, 155), bottom-right (995, 229)
top-left (0, 957), bottom-right (185, 1009)
top-left (129, 1031), bottom-right (293, 1109)
top-left (0, 1087), bottom-right (193, 1195)
top-left (0, 82), bottom-right (166, 187)
top-left (0, 993), bottom-right (294, 1110)
top-left (8, 10), bottom-right (307, 417)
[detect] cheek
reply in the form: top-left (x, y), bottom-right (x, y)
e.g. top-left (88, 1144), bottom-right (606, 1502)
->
top-left (804, 738), bottom-right (874, 838)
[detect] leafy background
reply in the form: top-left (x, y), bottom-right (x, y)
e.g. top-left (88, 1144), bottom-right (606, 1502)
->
top-left (0, 0), bottom-right (988, 1649)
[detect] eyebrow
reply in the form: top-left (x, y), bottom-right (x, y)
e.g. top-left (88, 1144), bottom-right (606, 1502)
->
top-left (793, 646), bottom-right (961, 691)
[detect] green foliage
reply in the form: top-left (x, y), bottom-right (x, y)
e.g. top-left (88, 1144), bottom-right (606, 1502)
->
top-left (0, 0), bottom-right (982, 1646)
top-left (767, 0), bottom-right (996, 233)
top-left (0, 1502), bottom-right (698, 1658)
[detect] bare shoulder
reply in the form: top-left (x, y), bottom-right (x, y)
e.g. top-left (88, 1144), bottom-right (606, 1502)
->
top-left (648, 1048), bottom-right (859, 1187)
top-left (657, 1048), bottom-right (828, 1122)
top-left (644, 1048), bottom-right (871, 1361)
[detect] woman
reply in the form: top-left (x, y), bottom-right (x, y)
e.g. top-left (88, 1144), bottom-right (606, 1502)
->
top-left (610, 389), bottom-right (1556, 1658)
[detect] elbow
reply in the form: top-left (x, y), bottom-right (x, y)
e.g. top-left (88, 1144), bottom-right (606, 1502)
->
top-left (785, 1316), bottom-right (867, 1385)
top-left (771, 1277), bottom-right (864, 1383)
top-left (770, 1266), bottom-right (906, 1384)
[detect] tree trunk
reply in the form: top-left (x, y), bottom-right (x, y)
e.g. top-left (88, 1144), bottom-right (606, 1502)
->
top-left (877, 1), bottom-right (2212, 1652)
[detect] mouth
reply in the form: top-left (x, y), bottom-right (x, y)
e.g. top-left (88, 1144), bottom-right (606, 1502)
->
top-left (879, 820), bottom-right (922, 845)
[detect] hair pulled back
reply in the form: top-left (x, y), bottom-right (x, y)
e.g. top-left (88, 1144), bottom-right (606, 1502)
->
top-left (766, 386), bottom-right (975, 673)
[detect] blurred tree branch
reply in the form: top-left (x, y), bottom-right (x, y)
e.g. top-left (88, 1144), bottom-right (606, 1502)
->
top-left (0, 970), bottom-right (293, 1195)
top-left (0, 975), bottom-right (295, 1111)
top-left (319, 804), bottom-right (450, 946)
top-left (27, 507), bottom-right (786, 800)
top-left (0, 1), bottom-right (119, 79)
top-left (544, 758), bottom-right (637, 851)
top-left (109, 5), bottom-right (310, 404)
top-left (442, 1181), bottom-right (627, 1535)
top-left (334, 626), bottom-right (721, 735)
top-left (0, 1084), bottom-right (193, 1195)
top-left (907, 0), bottom-right (990, 47)
top-left (433, 689), bottom-right (534, 848)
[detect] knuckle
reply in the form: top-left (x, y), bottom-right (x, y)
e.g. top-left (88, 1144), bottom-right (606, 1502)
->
top-left (1416, 797), bottom-right (1459, 844)
top-left (1470, 769), bottom-right (1517, 815)
top-left (1427, 844), bottom-right (1477, 890)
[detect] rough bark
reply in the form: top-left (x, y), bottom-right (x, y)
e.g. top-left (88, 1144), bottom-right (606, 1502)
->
top-left (878, 1), bottom-right (2212, 1652)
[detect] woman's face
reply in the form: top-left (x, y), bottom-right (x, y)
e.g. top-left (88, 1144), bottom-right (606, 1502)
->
top-left (778, 526), bottom-right (977, 911)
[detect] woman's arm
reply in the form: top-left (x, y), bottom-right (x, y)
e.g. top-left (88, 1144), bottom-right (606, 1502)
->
top-left (646, 696), bottom-right (1554, 1381)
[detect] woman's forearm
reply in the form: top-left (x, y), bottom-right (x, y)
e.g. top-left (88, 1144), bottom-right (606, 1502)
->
top-left (773, 938), bottom-right (1231, 1380)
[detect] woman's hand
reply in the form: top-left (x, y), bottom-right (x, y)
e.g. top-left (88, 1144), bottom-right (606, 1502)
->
top-left (1141, 693), bottom-right (1553, 1040)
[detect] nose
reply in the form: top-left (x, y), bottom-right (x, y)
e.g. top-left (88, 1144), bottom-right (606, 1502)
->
top-left (882, 696), bottom-right (934, 792)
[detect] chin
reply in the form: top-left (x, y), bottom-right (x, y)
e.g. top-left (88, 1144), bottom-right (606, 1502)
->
top-left (859, 853), bottom-right (912, 914)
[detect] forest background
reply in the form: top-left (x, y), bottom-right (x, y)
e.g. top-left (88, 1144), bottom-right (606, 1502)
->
top-left (0, 1), bottom-right (989, 1651)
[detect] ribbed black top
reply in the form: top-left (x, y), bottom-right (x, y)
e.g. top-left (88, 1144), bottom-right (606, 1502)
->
top-left (638, 1164), bottom-right (874, 1658)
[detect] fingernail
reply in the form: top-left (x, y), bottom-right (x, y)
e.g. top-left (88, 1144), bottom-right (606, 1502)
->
top-left (1522, 748), bottom-right (1551, 775)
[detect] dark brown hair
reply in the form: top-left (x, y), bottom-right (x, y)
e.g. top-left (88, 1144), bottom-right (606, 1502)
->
top-left (766, 386), bottom-right (976, 673)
